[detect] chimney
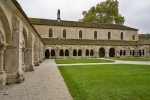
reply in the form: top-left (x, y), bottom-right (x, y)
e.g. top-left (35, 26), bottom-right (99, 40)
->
top-left (57, 9), bottom-right (61, 22)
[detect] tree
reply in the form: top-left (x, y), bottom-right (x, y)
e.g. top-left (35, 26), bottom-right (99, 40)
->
top-left (79, 0), bottom-right (125, 24)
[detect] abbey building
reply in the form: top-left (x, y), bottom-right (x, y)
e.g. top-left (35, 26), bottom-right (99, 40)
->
top-left (0, 0), bottom-right (150, 88)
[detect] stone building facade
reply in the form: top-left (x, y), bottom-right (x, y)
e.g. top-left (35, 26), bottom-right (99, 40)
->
top-left (29, 10), bottom-right (150, 59)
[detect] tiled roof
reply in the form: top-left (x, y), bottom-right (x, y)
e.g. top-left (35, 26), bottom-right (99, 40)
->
top-left (43, 38), bottom-right (137, 46)
top-left (137, 39), bottom-right (150, 45)
top-left (29, 18), bottom-right (138, 31)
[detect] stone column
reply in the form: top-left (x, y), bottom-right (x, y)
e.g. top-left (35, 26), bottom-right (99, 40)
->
top-left (25, 48), bottom-right (34, 71)
top-left (148, 50), bottom-right (150, 58)
top-left (144, 48), bottom-right (148, 58)
top-left (4, 14), bottom-right (25, 84)
top-left (82, 50), bottom-right (85, 58)
top-left (55, 47), bottom-right (59, 59)
top-left (0, 45), bottom-right (5, 73)
top-left (115, 50), bottom-right (119, 58)
top-left (126, 48), bottom-right (130, 58)
top-left (94, 51), bottom-right (98, 58)
top-left (34, 43), bottom-right (39, 66)
top-left (69, 47), bottom-right (73, 59)
top-left (0, 45), bottom-right (6, 88)
top-left (105, 47), bottom-right (109, 58)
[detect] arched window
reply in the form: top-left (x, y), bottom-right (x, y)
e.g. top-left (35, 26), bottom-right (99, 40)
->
top-left (90, 50), bottom-right (94, 56)
top-left (63, 29), bottom-right (66, 38)
top-left (45, 49), bottom-right (50, 59)
top-left (73, 49), bottom-right (77, 56)
top-left (94, 31), bottom-right (97, 39)
top-left (133, 35), bottom-right (135, 40)
top-left (120, 50), bottom-right (122, 56)
top-left (123, 50), bottom-right (126, 55)
top-left (108, 31), bottom-right (111, 39)
top-left (139, 50), bottom-right (142, 57)
top-left (59, 49), bottom-right (64, 56)
top-left (51, 49), bottom-right (55, 56)
top-left (133, 50), bottom-right (135, 56)
top-left (49, 28), bottom-right (53, 37)
top-left (78, 49), bottom-right (82, 56)
top-left (86, 50), bottom-right (89, 56)
top-left (79, 30), bottom-right (82, 39)
top-left (121, 32), bottom-right (123, 40)
top-left (65, 49), bottom-right (69, 56)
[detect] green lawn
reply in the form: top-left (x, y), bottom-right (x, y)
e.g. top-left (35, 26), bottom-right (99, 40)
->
top-left (114, 58), bottom-right (150, 61)
top-left (55, 58), bottom-right (114, 64)
top-left (58, 64), bottom-right (150, 100)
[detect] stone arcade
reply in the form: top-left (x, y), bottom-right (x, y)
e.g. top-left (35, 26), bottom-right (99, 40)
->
top-left (0, 0), bottom-right (150, 88)
top-left (0, 0), bottom-right (45, 88)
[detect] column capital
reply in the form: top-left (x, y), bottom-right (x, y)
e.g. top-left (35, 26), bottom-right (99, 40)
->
top-left (0, 44), bottom-right (6, 50)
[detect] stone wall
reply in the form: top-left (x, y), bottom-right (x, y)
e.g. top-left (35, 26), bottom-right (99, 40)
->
top-left (34, 25), bottom-right (138, 41)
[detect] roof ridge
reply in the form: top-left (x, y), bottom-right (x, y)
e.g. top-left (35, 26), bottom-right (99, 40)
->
top-left (29, 18), bottom-right (138, 30)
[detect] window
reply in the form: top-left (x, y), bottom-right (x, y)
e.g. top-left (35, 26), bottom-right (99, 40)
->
top-left (132, 35), bottom-right (135, 40)
top-left (121, 32), bottom-right (123, 40)
top-left (108, 31), bottom-right (111, 39)
top-left (94, 31), bottom-right (97, 39)
top-left (79, 30), bottom-right (82, 39)
top-left (63, 29), bottom-right (66, 38)
top-left (49, 28), bottom-right (53, 37)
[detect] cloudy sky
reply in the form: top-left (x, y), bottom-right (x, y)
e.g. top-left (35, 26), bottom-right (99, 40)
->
top-left (17, 0), bottom-right (150, 34)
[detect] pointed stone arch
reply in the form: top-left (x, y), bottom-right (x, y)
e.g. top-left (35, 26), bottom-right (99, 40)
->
top-left (0, 30), bottom-right (5, 45)
top-left (99, 48), bottom-right (105, 57)
top-left (0, 7), bottom-right (12, 44)
top-left (109, 48), bottom-right (115, 57)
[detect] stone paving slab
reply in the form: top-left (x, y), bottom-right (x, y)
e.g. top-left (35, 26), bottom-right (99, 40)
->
top-left (0, 59), bottom-right (73, 100)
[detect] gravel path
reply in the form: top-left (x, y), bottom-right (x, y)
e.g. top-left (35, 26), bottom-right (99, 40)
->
top-left (57, 59), bottom-right (150, 66)
top-left (0, 59), bottom-right (73, 100)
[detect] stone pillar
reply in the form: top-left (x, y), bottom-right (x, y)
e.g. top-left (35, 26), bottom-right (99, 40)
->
top-left (126, 48), bottom-right (130, 58)
top-left (0, 45), bottom-right (6, 88)
top-left (0, 45), bottom-right (5, 73)
top-left (105, 47), bottom-right (109, 58)
top-left (34, 43), bottom-right (39, 66)
top-left (4, 14), bottom-right (25, 84)
top-left (94, 51), bottom-right (98, 58)
top-left (82, 50), bottom-right (85, 58)
top-left (144, 48), bottom-right (148, 58)
top-left (55, 47), bottom-right (59, 59)
top-left (69, 47), bottom-right (72, 59)
top-left (115, 49), bottom-right (119, 58)
top-left (25, 48), bottom-right (34, 71)
top-left (4, 45), bottom-right (25, 84)
top-left (24, 38), bottom-right (34, 71)
top-left (148, 49), bottom-right (150, 58)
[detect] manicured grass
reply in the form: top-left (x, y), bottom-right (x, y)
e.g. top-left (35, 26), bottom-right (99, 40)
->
top-left (114, 58), bottom-right (150, 61)
top-left (58, 64), bottom-right (150, 100)
top-left (55, 58), bottom-right (114, 64)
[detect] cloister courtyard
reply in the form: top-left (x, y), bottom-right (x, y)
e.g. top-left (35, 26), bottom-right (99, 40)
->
top-left (0, 58), bottom-right (150, 100)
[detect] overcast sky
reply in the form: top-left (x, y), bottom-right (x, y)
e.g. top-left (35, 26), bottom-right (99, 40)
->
top-left (17, 0), bottom-right (150, 34)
